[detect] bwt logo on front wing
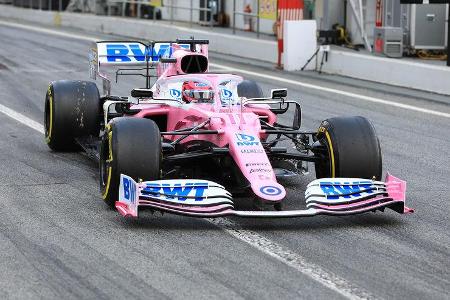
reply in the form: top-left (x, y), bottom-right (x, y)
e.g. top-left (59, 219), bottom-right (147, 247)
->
top-left (319, 181), bottom-right (374, 199)
top-left (122, 177), bottom-right (137, 204)
top-left (105, 43), bottom-right (190, 62)
top-left (235, 133), bottom-right (260, 146)
top-left (142, 182), bottom-right (208, 201)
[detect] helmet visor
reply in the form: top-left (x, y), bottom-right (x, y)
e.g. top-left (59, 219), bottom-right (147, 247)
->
top-left (183, 89), bottom-right (214, 101)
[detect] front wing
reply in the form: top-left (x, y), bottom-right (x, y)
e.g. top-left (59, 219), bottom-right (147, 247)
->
top-left (115, 173), bottom-right (413, 219)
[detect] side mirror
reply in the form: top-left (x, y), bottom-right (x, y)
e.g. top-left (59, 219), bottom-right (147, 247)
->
top-left (131, 88), bottom-right (153, 98)
top-left (271, 88), bottom-right (287, 99)
top-left (292, 102), bottom-right (302, 130)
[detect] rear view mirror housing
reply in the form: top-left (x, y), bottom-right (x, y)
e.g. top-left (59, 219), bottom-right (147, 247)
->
top-left (292, 102), bottom-right (302, 130)
top-left (131, 88), bottom-right (153, 98)
top-left (271, 89), bottom-right (287, 99)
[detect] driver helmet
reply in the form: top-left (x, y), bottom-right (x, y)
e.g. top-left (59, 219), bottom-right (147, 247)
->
top-left (182, 81), bottom-right (214, 103)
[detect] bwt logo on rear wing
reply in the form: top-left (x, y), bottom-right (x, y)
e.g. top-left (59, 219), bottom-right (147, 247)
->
top-left (89, 41), bottom-right (189, 87)
top-left (90, 41), bottom-right (190, 68)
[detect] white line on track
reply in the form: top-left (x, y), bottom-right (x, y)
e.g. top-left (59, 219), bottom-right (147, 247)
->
top-left (1, 20), bottom-right (449, 119)
top-left (0, 103), bottom-right (375, 300)
top-left (210, 218), bottom-right (375, 300)
top-left (0, 103), bottom-right (44, 133)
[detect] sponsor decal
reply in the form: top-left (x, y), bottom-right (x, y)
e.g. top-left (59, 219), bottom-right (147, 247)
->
top-left (122, 177), bottom-right (137, 204)
top-left (319, 181), bottom-right (374, 199)
top-left (221, 88), bottom-right (233, 98)
top-left (220, 88), bottom-right (235, 106)
top-left (142, 182), bottom-right (208, 201)
top-left (195, 82), bottom-right (208, 87)
top-left (241, 149), bottom-right (264, 154)
top-left (260, 186), bottom-right (282, 196)
top-left (246, 162), bottom-right (270, 167)
top-left (249, 168), bottom-right (272, 174)
top-left (170, 89), bottom-right (182, 99)
top-left (106, 43), bottom-right (146, 62)
top-left (236, 133), bottom-right (260, 146)
top-left (104, 43), bottom-right (190, 63)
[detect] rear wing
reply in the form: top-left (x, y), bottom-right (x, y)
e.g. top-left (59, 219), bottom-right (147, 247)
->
top-left (89, 40), bottom-right (209, 94)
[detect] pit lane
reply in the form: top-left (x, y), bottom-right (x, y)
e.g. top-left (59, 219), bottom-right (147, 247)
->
top-left (0, 22), bottom-right (449, 300)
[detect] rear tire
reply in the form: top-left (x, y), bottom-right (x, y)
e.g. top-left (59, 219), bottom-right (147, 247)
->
top-left (314, 116), bottom-right (382, 180)
top-left (237, 80), bottom-right (263, 98)
top-left (44, 80), bottom-right (100, 151)
top-left (99, 117), bottom-right (162, 207)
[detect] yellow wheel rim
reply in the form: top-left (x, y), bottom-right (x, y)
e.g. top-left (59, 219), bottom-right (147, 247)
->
top-left (45, 85), bottom-right (53, 144)
top-left (324, 131), bottom-right (336, 178)
top-left (102, 125), bottom-right (113, 200)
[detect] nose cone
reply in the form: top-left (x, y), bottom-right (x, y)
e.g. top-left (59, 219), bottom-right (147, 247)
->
top-left (226, 131), bottom-right (286, 203)
top-left (252, 181), bottom-right (286, 203)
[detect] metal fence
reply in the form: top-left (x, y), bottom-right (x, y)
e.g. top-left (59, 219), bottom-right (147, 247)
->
top-left (9, 0), bottom-right (66, 11)
top-left (105, 0), bottom-right (158, 19)
top-left (160, 0), bottom-right (214, 27)
top-left (104, 0), bottom-right (216, 28)
top-left (8, 0), bottom-right (98, 12)
top-left (6, 0), bottom-right (271, 39)
top-left (232, 0), bottom-right (261, 38)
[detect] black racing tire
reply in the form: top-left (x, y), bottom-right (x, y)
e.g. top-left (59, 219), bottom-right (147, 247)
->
top-left (237, 80), bottom-right (264, 98)
top-left (44, 80), bottom-right (101, 151)
top-left (100, 117), bottom-right (162, 207)
top-left (314, 116), bottom-right (382, 180)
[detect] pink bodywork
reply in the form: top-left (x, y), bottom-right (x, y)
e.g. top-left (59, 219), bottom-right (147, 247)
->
top-left (113, 43), bottom-right (413, 219)
top-left (130, 45), bottom-right (285, 202)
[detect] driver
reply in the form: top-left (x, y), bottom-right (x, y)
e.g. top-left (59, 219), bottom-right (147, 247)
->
top-left (181, 81), bottom-right (214, 103)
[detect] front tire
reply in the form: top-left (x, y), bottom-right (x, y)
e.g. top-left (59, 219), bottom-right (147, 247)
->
top-left (314, 116), bottom-right (382, 180)
top-left (44, 80), bottom-right (100, 151)
top-left (100, 117), bottom-right (162, 207)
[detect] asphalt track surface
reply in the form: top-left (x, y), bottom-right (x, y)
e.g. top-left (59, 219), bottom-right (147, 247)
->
top-left (0, 20), bottom-right (449, 300)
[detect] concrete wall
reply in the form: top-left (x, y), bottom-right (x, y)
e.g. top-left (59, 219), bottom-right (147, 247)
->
top-left (321, 47), bottom-right (450, 96)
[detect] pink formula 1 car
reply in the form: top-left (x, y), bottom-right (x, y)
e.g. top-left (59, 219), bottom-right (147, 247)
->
top-left (44, 39), bottom-right (413, 218)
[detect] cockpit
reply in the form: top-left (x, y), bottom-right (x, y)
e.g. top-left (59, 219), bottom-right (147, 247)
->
top-left (153, 74), bottom-right (244, 107)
